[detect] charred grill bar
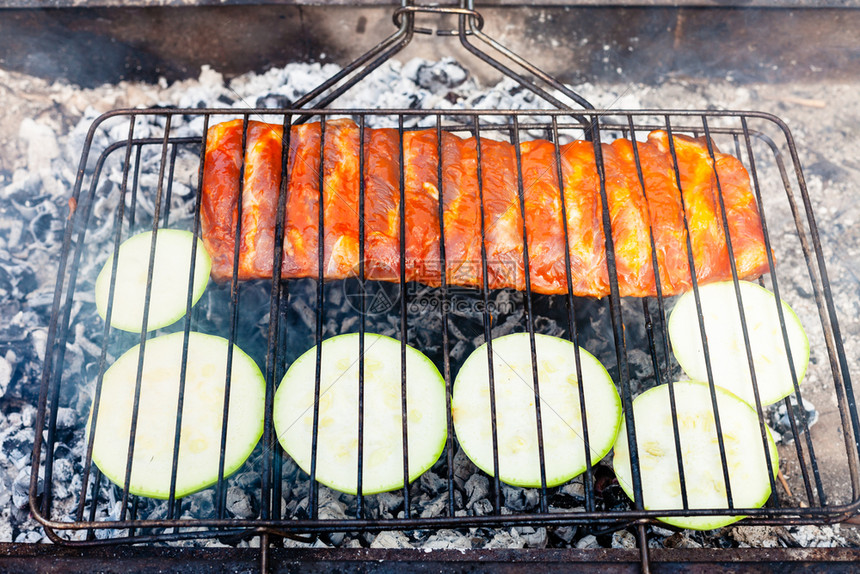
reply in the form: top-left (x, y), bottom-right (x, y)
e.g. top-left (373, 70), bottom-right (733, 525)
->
top-left (10, 0), bottom-right (860, 572)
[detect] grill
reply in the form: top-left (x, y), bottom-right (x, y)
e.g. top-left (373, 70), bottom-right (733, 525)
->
top-left (28, 2), bottom-right (860, 572)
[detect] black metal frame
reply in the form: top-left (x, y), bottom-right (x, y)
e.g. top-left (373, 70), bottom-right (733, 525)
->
top-left (29, 2), bottom-right (860, 573)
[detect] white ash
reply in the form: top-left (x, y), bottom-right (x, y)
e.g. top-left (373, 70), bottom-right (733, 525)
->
top-left (1, 56), bottom-right (859, 552)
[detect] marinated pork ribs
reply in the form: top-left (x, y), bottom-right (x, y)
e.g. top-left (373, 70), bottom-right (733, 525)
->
top-left (200, 118), bottom-right (769, 297)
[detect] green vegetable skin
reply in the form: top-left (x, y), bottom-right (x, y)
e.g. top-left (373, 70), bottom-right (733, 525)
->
top-left (668, 280), bottom-right (809, 406)
top-left (273, 333), bottom-right (447, 495)
top-left (452, 333), bottom-right (622, 488)
top-left (95, 229), bottom-right (211, 333)
top-left (613, 382), bottom-right (779, 530)
top-left (88, 332), bottom-right (266, 499)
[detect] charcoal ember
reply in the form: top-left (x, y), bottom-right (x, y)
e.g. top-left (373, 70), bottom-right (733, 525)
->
top-left (515, 526), bottom-right (548, 548)
top-left (0, 219), bottom-right (25, 256)
top-left (0, 341), bottom-right (42, 404)
top-left (418, 491), bottom-right (449, 519)
top-left (550, 525), bottom-right (578, 545)
top-left (413, 58), bottom-right (469, 93)
top-left (502, 484), bottom-right (540, 512)
top-left (769, 396), bottom-right (818, 444)
top-left (15, 530), bottom-right (44, 544)
top-left (370, 530), bottom-right (412, 549)
top-left (418, 470), bottom-right (447, 496)
top-left (532, 315), bottom-right (565, 338)
top-left (0, 353), bottom-right (12, 399)
top-left (3, 426), bottom-right (35, 471)
top-left (370, 491), bottom-right (404, 519)
top-left (611, 529), bottom-right (636, 549)
top-left (725, 525), bottom-right (794, 548)
top-left (789, 525), bottom-right (849, 548)
top-left (592, 463), bottom-right (630, 512)
top-left (48, 458), bottom-right (76, 500)
top-left (0, 257), bottom-right (37, 301)
top-left (449, 340), bottom-right (470, 363)
top-left (558, 478), bottom-right (586, 504)
top-left (649, 525), bottom-right (676, 538)
top-left (471, 498), bottom-right (493, 516)
top-left (575, 534), bottom-right (601, 549)
top-left (179, 490), bottom-right (215, 520)
top-left (484, 528), bottom-right (526, 549)
top-left (226, 486), bottom-right (256, 519)
top-left (463, 474), bottom-right (489, 510)
top-left (27, 201), bottom-right (63, 246)
top-left (664, 531), bottom-right (703, 549)
top-left (421, 528), bottom-right (472, 550)
top-left (548, 492), bottom-right (580, 511)
top-left (256, 93), bottom-right (292, 109)
top-left (451, 447), bottom-right (476, 490)
top-left (317, 488), bottom-right (348, 522)
top-left (11, 467), bottom-right (34, 510)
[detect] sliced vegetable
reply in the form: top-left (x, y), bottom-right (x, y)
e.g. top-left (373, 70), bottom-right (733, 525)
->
top-left (273, 333), bottom-right (447, 495)
top-left (668, 280), bottom-right (809, 406)
top-left (613, 381), bottom-right (779, 530)
top-left (452, 333), bottom-right (621, 488)
top-left (88, 331), bottom-right (265, 499)
top-left (95, 229), bottom-right (211, 333)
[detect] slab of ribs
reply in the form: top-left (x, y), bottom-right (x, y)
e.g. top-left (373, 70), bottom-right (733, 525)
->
top-left (200, 118), bottom-right (769, 298)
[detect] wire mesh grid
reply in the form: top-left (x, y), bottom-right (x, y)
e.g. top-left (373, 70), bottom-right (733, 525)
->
top-left (27, 107), bottom-right (860, 551)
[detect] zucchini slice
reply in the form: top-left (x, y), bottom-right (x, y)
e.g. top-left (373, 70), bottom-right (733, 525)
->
top-left (88, 331), bottom-right (265, 499)
top-left (668, 280), bottom-right (809, 406)
top-left (613, 382), bottom-right (779, 530)
top-left (273, 333), bottom-right (447, 495)
top-left (95, 229), bottom-right (211, 333)
top-left (452, 333), bottom-right (622, 488)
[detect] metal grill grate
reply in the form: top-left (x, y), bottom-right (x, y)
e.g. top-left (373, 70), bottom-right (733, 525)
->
top-left (28, 2), bottom-right (860, 571)
top-left (30, 106), bottom-right (860, 545)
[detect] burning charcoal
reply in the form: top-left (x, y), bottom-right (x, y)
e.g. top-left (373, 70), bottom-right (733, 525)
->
top-left (419, 492), bottom-right (449, 519)
top-left (3, 427), bottom-right (35, 471)
top-left (471, 498), bottom-right (493, 517)
top-left (664, 532), bottom-right (703, 549)
top-left (15, 530), bottom-right (44, 544)
top-left (373, 491), bottom-right (404, 519)
top-left (370, 530), bottom-right (413, 549)
top-left (787, 525), bottom-right (845, 548)
top-left (650, 525), bottom-right (676, 538)
top-left (256, 94), bottom-right (293, 108)
top-left (502, 484), bottom-right (540, 512)
top-left (725, 525), bottom-right (794, 548)
top-left (414, 58), bottom-right (469, 92)
top-left (28, 204), bottom-right (62, 246)
top-left (49, 458), bottom-right (75, 500)
top-left (575, 534), bottom-right (601, 549)
top-left (225, 486), bottom-right (256, 519)
top-left (463, 474), bottom-right (489, 510)
top-left (53, 407), bottom-right (77, 431)
top-left (0, 354), bottom-right (11, 399)
top-left (291, 295), bottom-right (318, 332)
top-left (532, 315), bottom-right (564, 338)
top-left (418, 470), bottom-right (447, 496)
top-left (451, 447), bottom-right (476, 490)
top-left (558, 478), bottom-right (586, 503)
top-left (611, 529), bottom-right (637, 549)
top-left (769, 396), bottom-right (818, 444)
top-left (421, 529), bottom-right (472, 550)
top-left (485, 528), bottom-right (526, 549)
top-left (449, 340), bottom-right (470, 363)
top-left (516, 526), bottom-right (548, 548)
top-left (11, 467), bottom-right (36, 511)
top-left (318, 489), bottom-right (348, 522)
top-left (551, 525), bottom-right (579, 546)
